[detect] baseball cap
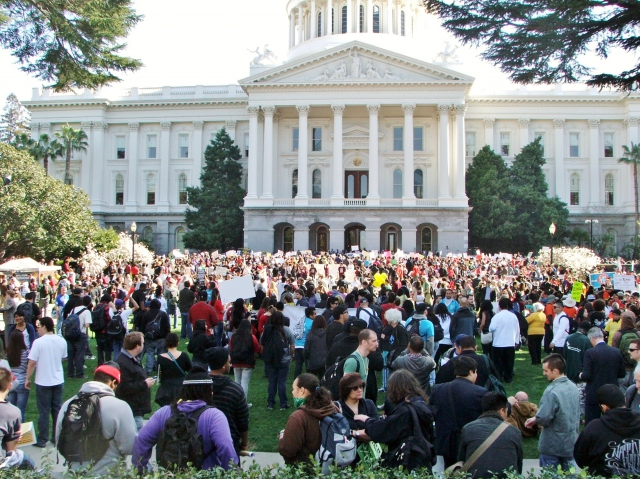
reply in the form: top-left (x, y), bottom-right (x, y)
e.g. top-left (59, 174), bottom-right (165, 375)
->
top-left (95, 364), bottom-right (121, 384)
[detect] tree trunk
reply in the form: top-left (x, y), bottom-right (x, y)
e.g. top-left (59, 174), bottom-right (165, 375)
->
top-left (65, 148), bottom-right (71, 185)
top-left (635, 162), bottom-right (639, 259)
top-left (44, 154), bottom-right (49, 176)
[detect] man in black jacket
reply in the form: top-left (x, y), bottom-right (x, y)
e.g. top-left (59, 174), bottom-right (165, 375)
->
top-left (450, 297), bottom-right (478, 339)
top-left (115, 332), bottom-right (155, 431)
top-left (139, 299), bottom-right (171, 374)
top-left (436, 335), bottom-right (500, 388)
top-left (574, 384), bottom-right (640, 477)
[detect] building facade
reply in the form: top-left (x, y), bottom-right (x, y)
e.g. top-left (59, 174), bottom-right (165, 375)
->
top-left (24, 0), bottom-right (640, 255)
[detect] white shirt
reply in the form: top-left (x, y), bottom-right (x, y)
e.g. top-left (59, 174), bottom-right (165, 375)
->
top-left (28, 333), bottom-right (67, 386)
top-left (72, 305), bottom-right (92, 332)
top-left (552, 313), bottom-right (570, 348)
top-left (489, 309), bottom-right (520, 347)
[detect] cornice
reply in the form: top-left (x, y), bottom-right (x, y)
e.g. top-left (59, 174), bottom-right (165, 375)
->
top-left (467, 96), bottom-right (621, 104)
top-left (25, 99), bottom-right (248, 109)
top-left (242, 82), bottom-right (470, 92)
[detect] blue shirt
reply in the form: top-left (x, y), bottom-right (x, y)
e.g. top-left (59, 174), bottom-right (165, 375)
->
top-left (407, 315), bottom-right (434, 343)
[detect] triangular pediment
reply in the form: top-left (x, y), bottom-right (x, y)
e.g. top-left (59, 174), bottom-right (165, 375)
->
top-left (238, 41), bottom-right (474, 87)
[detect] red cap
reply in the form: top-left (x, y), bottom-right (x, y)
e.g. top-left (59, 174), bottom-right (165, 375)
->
top-left (95, 365), bottom-right (121, 384)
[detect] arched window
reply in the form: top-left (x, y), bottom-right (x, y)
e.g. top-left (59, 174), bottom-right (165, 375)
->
top-left (341, 6), bottom-right (347, 33)
top-left (283, 226), bottom-right (294, 252)
top-left (292, 169), bottom-right (298, 198)
top-left (414, 169), bottom-right (424, 199)
top-left (401, 10), bottom-right (405, 36)
top-left (142, 226), bottom-right (154, 244)
top-left (570, 174), bottom-right (579, 205)
top-left (147, 174), bottom-right (156, 205)
top-left (312, 169), bottom-right (322, 198)
top-left (605, 174), bottom-right (614, 206)
top-left (359, 4), bottom-right (364, 32)
top-left (373, 5), bottom-right (380, 33)
top-left (317, 11), bottom-right (322, 37)
top-left (115, 174), bottom-right (124, 205)
top-left (178, 173), bottom-right (188, 204)
top-left (420, 226), bottom-right (433, 252)
top-left (393, 169), bottom-right (402, 198)
top-left (175, 227), bottom-right (185, 250)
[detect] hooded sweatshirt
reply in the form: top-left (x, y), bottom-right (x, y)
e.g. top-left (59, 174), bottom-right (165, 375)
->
top-left (132, 399), bottom-right (238, 471)
top-left (574, 407), bottom-right (640, 477)
top-left (391, 350), bottom-right (436, 394)
top-left (278, 403), bottom-right (336, 464)
top-left (55, 381), bottom-right (137, 476)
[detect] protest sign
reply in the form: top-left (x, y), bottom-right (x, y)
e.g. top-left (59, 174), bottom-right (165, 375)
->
top-left (218, 275), bottom-right (255, 303)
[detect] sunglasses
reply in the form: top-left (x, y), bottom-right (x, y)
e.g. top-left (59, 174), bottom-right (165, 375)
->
top-left (350, 385), bottom-right (365, 391)
top-left (629, 348), bottom-right (639, 352)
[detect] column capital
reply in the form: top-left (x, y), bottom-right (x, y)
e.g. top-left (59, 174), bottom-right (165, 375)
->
top-left (161, 121), bottom-right (171, 130)
top-left (553, 119), bottom-right (565, 128)
top-left (483, 118), bottom-right (495, 126)
top-left (624, 117), bottom-right (639, 126)
top-left (588, 119), bottom-right (600, 129)
top-left (193, 120), bottom-right (204, 130)
top-left (436, 104), bottom-right (450, 113)
top-left (262, 106), bottom-right (277, 116)
top-left (331, 105), bottom-right (345, 114)
top-left (297, 105), bottom-right (310, 115)
top-left (38, 123), bottom-right (51, 132)
top-left (81, 121), bottom-right (93, 130)
top-left (367, 104), bottom-right (380, 113)
top-left (403, 104), bottom-right (416, 113)
top-left (225, 120), bottom-right (237, 130)
top-left (94, 121), bottom-right (108, 132)
top-left (247, 106), bottom-right (260, 116)
top-left (453, 104), bottom-right (467, 115)
top-left (128, 122), bottom-right (140, 131)
top-left (518, 118), bottom-right (530, 127)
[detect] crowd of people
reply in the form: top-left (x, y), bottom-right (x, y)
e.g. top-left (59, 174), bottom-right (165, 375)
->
top-left (0, 250), bottom-right (638, 476)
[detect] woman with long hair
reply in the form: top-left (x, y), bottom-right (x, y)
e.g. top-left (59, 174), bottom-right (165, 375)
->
top-left (261, 311), bottom-right (295, 410)
top-left (434, 302), bottom-right (453, 363)
top-left (303, 315), bottom-right (327, 379)
top-left (337, 373), bottom-right (378, 442)
top-left (6, 330), bottom-right (30, 421)
top-left (478, 300), bottom-right (495, 357)
top-left (209, 288), bottom-right (225, 346)
top-left (155, 332), bottom-right (192, 406)
top-left (229, 318), bottom-right (262, 404)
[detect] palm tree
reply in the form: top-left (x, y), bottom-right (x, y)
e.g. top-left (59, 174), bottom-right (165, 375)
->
top-left (620, 142), bottom-right (640, 258)
top-left (29, 134), bottom-right (54, 175)
top-left (11, 132), bottom-right (34, 151)
top-left (53, 124), bottom-right (88, 185)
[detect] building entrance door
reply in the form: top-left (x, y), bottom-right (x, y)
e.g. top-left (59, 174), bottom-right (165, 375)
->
top-left (345, 225), bottom-right (366, 251)
top-left (345, 171), bottom-right (368, 198)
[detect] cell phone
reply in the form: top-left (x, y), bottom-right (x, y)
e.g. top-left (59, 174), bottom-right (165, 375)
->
top-left (152, 376), bottom-right (158, 380)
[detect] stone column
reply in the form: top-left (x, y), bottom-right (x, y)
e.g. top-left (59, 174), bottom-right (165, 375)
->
top-left (226, 121), bottom-right (237, 142)
top-left (126, 122), bottom-right (139, 210)
top-left (298, 6), bottom-right (304, 44)
top-left (346, 0), bottom-right (353, 33)
top-left (193, 121), bottom-right (204, 179)
top-left (356, 0), bottom-right (361, 32)
top-left (403, 227), bottom-right (417, 252)
top-left (92, 122), bottom-right (106, 208)
top-left (402, 104), bottom-right (416, 203)
top-left (327, 0), bottom-right (333, 35)
top-left (159, 122), bottom-right (171, 207)
top-left (367, 0), bottom-right (373, 32)
top-left (290, 13), bottom-right (295, 47)
top-left (386, 0), bottom-right (393, 33)
top-left (310, 0), bottom-right (317, 38)
top-left (80, 122), bottom-right (93, 194)
top-left (554, 119), bottom-right (565, 199)
top-left (588, 119), bottom-right (600, 206)
top-left (626, 116), bottom-right (639, 145)
top-left (246, 106), bottom-right (259, 199)
top-left (262, 107), bottom-right (276, 199)
top-left (406, 2), bottom-right (413, 37)
top-left (438, 105), bottom-right (451, 200)
top-left (296, 105), bottom-right (310, 203)
top-left (331, 105), bottom-right (345, 204)
top-left (294, 227), bottom-right (310, 250)
top-left (364, 227), bottom-right (379, 252)
top-left (367, 104), bottom-right (380, 203)
top-left (329, 225), bottom-right (344, 251)
top-left (483, 118), bottom-right (495, 151)
top-left (518, 118), bottom-right (530, 153)
top-left (454, 105), bottom-right (467, 199)
top-left (396, 0), bottom-right (402, 36)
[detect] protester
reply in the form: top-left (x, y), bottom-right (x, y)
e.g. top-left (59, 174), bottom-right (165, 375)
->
top-left (229, 318), bottom-right (262, 401)
top-left (489, 297), bottom-right (520, 383)
top-left (303, 315), bottom-right (328, 379)
top-left (0, 367), bottom-right (35, 469)
top-left (260, 311), bottom-right (295, 410)
top-left (155, 332), bottom-right (191, 407)
top-left (6, 330), bottom-right (30, 421)
top-left (506, 392), bottom-right (539, 437)
top-left (526, 303), bottom-right (546, 365)
top-left (336, 373), bottom-right (377, 440)
top-left (391, 335), bottom-right (436, 394)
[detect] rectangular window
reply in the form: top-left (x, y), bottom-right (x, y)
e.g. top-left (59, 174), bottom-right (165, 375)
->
top-left (393, 127), bottom-right (403, 151)
top-left (147, 135), bottom-right (157, 159)
top-left (179, 134), bottom-right (189, 158)
top-left (147, 177), bottom-right (156, 205)
top-left (535, 132), bottom-right (545, 157)
top-left (292, 128), bottom-right (299, 152)
top-left (116, 136), bottom-right (126, 159)
top-left (244, 133), bottom-right (249, 157)
top-left (312, 127), bottom-right (322, 151)
top-left (605, 175), bottom-right (614, 205)
top-left (500, 132), bottom-right (510, 156)
top-left (570, 133), bottom-right (580, 157)
top-left (570, 175), bottom-right (580, 205)
top-left (604, 133), bottom-right (614, 158)
top-left (413, 127), bottom-right (423, 151)
top-left (465, 132), bottom-right (476, 157)
top-left (115, 176), bottom-right (124, 205)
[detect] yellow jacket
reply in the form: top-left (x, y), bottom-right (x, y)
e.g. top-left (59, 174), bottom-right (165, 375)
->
top-left (526, 311), bottom-right (546, 336)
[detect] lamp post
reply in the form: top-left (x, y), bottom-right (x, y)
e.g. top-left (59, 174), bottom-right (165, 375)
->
top-left (584, 219), bottom-right (599, 250)
top-left (549, 223), bottom-right (557, 265)
top-left (130, 221), bottom-right (137, 265)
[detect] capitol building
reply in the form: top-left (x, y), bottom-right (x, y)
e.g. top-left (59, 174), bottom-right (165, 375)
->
top-left (24, 0), bottom-right (640, 255)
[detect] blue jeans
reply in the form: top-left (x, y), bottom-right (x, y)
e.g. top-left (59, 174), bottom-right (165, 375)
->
top-left (36, 383), bottom-right (63, 444)
top-left (168, 304), bottom-right (178, 328)
top-left (134, 415), bottom-right (144, 432)
top-left (539, 454), bottom-right (576, 471)
top-left (145, 337), bottom-right (165, 374)
top-left (265, 361), bottom-right (289, 408)
top-left (112, 339), bottom-right (124, 360)
top-left (180, 312), bottom-right (192, 339)
top-left (8, 381), bottom-right (30, 422)
top-left (67, 334), bottom-right (87, 377)
top-left (215, 321), bottom-right (224, 347)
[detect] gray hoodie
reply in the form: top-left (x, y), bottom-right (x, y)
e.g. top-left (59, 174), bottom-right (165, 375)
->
top-left (391, 349), bottom-right (436, 394)
top-left (535, 376), bottom-right (581, 457)
top-left (55, 381), bottom-right (137, 475)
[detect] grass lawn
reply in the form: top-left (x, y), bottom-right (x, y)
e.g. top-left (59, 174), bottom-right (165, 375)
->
top-left (24, 329), bottom-right (549, 456)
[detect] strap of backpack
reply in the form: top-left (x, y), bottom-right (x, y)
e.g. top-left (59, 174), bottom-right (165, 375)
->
top-left (460, 422), bottom-right (510, 472)
top-left (405, 403), bottom-right (426, 443)
top-left (189, 406), bottom-right (217, 461)
top-left (167, 352), bottom-right (187, 377)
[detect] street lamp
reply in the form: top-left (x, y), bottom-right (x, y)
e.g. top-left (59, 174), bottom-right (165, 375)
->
top-left (549, 223), bottom-right (557, 265)
top-left (584, 219), bottom-right (599, 250)
top-left (130, 221), bottom-right (137, 265)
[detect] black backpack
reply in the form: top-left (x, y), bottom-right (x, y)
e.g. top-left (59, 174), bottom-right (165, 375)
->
top-left (382, 403), bottom-right (436, 472)
top-left (156, 406), bottom-right (212, 471)
top-left (428, 316), bottom-right (445, 342)
top-left (405, 317), bottom-right (424, 338)
top-left (321, 353), bottom-right (360, 401)
top-left (261, 325), bottom-right (286, 365)
top-left (57, 392), bottom-right (110, 464)
top-left (482, 355), bottom-right (508, 397)
top-left (107, 312), bottom-right (126, 340)
top-left (90, 304), bottom-right (108, 332)
top-left (16, 301), bottom-right (34, 325)
top-left (356, 308), bottom-right (382, 337)
top-left (62, 308), bottom-right (86, 341)
top-left (144, 313), bottom-right (162, 340)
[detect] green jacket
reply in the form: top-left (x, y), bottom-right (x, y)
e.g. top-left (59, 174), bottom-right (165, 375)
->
top-left (564, 331), bottom-right (592, 383)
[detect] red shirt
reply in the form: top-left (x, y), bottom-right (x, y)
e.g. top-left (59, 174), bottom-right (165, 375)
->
top-left (188, 302), bottom-right (219, 334)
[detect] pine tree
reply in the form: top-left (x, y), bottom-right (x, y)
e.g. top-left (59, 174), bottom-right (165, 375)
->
top-left (0, 93), bottom-right (30, 144)
top-left (183, 128), bottom-right (245, 251)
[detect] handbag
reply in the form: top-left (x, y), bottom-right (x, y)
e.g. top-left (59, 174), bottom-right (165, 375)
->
top-left (445, 422), bottom-right (510, 473)
top-left (480, 331), bottom-right (493, 344)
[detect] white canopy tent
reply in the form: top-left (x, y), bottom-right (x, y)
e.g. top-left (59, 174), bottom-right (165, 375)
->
top-left (0, 258), bottom-right (61, 274)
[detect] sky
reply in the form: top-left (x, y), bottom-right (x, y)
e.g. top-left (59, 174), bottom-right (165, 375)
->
top-left (0, 0), bottom-right (634, 106)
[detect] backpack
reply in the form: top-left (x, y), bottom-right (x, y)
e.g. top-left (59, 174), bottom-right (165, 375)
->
top-left (57, 392), bottom-right (110, 464)
top-left (357, 308), bottom-right (382, 337)
top-left (428, 316), bottom-right (445, 342)
top-left (261, 325), bottom-right (286, 365)
top-left (481, 355), bottom-right (508, 396)
top-left (62, 308), bottom-right (86, 341)
top-left (16, 301), bottom-right (33, 325)
top-left (382, 403), bottom-right (436, 472)
top-left (406, 317), bottom-right (423, 338)
top-left (321, 354), bottom-right (359, 401)
top-left (316, 412), bottom-right (357, 474)
top-left (620, 330), bottom-right (640, 367)
top-left (90, 304), bottom-right (108, 332)
top-left (107, 312), bottom-right (126, 340)
top-left (156, 406), bottom-right (212, 471)
top-left (144, 313), bottom-right (162, 340)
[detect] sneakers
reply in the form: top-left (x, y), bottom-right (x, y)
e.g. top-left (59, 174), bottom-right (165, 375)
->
top-left (280, 404), bottom-right (290, 411)
top-left (247, 403), bottom-right (252, 408)
top-left (267, 406), bottom-right (274, 411)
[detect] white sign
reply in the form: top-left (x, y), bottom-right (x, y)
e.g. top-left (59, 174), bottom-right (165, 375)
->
top-left (351, 245), bottom-right (359, 251)
top-left (614, 274), bottom-right (636, 292)
top-left (218, 275), bottom-right (255, 304)
top-left (214, 267), bottom-right (228, 276)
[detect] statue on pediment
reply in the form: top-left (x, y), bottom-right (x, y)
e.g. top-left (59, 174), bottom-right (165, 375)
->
top-left (315, 68), bottom-right (330, 81)
top-left (383, 67), bottom-right (400, 80)
top-left (366, 60), bottom-right (381, 79)
top-left (349, 50), bottom-right (362, 79)
top-left (330, 61), bottom-right (348, 80)
top-left (248, 44), bottom-right (278, 65)
top-left (435, 41), bottom-right (459, 63)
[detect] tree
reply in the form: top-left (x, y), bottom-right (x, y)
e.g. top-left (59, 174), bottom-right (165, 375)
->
top-left (183, 128), bottom-right (245, 252)
top-left (569, 228), bottom-right (590, 248)
top-left (0, 1), bottom-right (143, 91)
top-left (0, 93), bottom-right (29, 143)
top-left (423, 1), bottom-right (640, 91)
top-left (0, 143), bottom-right (103, 261)
top-left (29, 134), bottom-right (54, 175)
top-left (619, 142), bottom-right (640, 258)
top-left (52, 124), bottom-right (88, 185)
